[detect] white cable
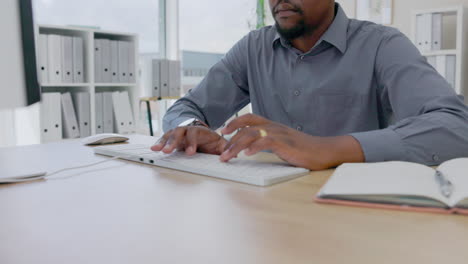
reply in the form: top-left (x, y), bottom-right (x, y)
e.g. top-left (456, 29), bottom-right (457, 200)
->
top-left (46, 156), bottom-right (122, 177)
top-left (2, 156), bottom-right (123, 183)
top-left (0, 172), bottom-right (48, 183)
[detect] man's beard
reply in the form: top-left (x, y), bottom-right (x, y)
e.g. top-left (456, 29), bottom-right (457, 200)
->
top-left (274, 20), bottom-right (306, 40)
top-left (271, 0), bottom-right (306, 40)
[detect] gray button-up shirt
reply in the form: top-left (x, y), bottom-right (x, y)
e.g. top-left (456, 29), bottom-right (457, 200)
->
top-left (164, 3), bottom-right (468, 165)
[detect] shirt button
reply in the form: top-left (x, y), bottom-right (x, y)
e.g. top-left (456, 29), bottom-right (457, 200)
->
top-left (294, 90), bottom-right (301, 96)
top-left (296, 125), bottom-right (303, 131)
top-left (432, 154), bottom-right (440, 162)
top-left (300, 55), bottom-right (305, 60)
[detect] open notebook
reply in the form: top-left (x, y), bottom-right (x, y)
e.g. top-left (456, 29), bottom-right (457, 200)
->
top-left (315, 158), bottom-right (468, 215)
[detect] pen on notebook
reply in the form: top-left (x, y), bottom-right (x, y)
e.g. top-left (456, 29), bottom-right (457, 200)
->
top-left (435, 170), bottom-right (454, 198)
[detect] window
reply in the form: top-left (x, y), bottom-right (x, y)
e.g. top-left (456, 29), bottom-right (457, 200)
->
top-left (33, 0), bottom-right (159, 53)
top-left (179, 0), bottom-right (256, 53)
top-left (179, 0), bottom-right (257, 94)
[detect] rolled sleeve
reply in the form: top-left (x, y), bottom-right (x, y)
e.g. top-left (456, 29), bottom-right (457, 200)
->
top-left (350, 129), bottom-right (407, 162)
top-left (163, 116), bottom-right (197, 131)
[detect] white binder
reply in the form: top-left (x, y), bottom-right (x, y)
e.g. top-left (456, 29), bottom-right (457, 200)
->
top-left (128, 41), bottom-right (136, 83)
top-left (431, 13), bottom-right (442, 51)
top-left (94, 39), bottom-right (102, 83)
top-left (72, 37), bottom-right (84, 83)
top-left (118, 41), bottom-right (129, 83)
top-left (415, 15), bottom-right (424, 51)
top-left (40, 93), bottom-right (51, 142)
top-left (120, 91), bottom-right (135, 133)
top-left (169, 60), bottom-right (181, 97)
top-left (61, 36), bottom-right (74, 83)
top-left (40, 93), bottom-right (62, 142)
top-left (112, 91), bottom-right (126, 133)
top-left (160, 59), bottom-right (170, 98)
top-left (435, 55), bottom-right (447, 78)
top-left (61, 92), bottom-right (80, 139)
top-left (422, 13), bottom-right (433, 52)
top-left (37, 34), bottom-right (49, 84)
top-left (152, 59), bottom-right (161, 98)
top-left (101, 39), bottom-right (111, 83)
top-left (72, 92), bottom-right (91, 138)
top-left (103, 92), bottom-right (114, 133)
top-left (110, 40), bottom-right (119, 83)
top-left (47, 34), bottom-right (62, 83)
top-left (95, 92), bottom-right (104, 134)
top-left (445, 55), bottom-right (456, 90)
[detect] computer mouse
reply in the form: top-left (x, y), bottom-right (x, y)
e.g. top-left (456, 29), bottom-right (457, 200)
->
top-left (82, 133), bottom-right (129, 145)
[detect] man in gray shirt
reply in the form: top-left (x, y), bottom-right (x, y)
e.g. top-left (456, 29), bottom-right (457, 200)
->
top-left (152, 0), bottom-right (468, 170)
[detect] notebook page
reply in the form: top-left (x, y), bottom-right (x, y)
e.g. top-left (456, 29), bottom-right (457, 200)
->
top-left (437, 158), bottom-right (468, 207)
top-left (318, 161), bottom-right (450, 206)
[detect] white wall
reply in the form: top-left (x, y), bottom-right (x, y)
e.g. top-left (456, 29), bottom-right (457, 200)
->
top-left (0, 110), bottom-right (16, 147)
top-left (336, 0), bottom-right (356, 18)
top-left (0, 0), bottom-right (41, 147)
top-left (14, 104), bottom-right (40, 146)
top-left (0, 106), bottom-right (40, 147)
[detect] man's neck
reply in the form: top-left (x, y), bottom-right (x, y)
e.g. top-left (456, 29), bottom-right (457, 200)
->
top-left (290, 6), bottom-right (336, 53)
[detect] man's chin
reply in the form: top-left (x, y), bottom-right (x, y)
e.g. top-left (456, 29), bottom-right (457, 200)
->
top-left (276, 20), bottom-right (299, 30)
top-left (275, 22), bottom-right (305, 40)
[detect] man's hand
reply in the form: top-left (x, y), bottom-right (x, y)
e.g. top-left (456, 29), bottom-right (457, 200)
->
top-left (220, 114), bottom-right (365, 170)
top-left (151, 126), bottom-right (227, 155)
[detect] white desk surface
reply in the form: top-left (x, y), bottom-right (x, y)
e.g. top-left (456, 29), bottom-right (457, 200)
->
top-left (1, 135), bottom-right (468, 264)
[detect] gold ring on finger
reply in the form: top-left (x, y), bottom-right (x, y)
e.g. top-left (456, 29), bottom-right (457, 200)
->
top-left (259, 129), bottom-right (268, 138)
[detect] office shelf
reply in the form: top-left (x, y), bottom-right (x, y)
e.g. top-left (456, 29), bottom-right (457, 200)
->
top-left (40, 83), bottom-right (91, 87)
top-left (411, 6), bottom-right (468, 97)
top-left (37, 24), bottom-right (139, 143)
top-left (421, 49), bottom-right (457, 57)
top-left (95, 83), bottom-right (138, 87)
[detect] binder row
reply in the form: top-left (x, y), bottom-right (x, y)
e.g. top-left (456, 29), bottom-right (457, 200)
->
top-left (415, 13), bottom-right (442, 52)
top-left (95, 91), bottom-right (135, 134)
top-left (41, 92), bottom-right (89, 143)
top-left (427, 55), bottom-right (456, 89)
top-left (94, 39), bottom-right (136, 83)
top-left (41, 91), bottom-right (135, 143)
top-left (152, 59), bottom-right (181, 98)
top-left (37, 34), bottom-right (85, 84)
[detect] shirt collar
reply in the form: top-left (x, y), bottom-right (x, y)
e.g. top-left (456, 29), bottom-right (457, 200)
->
top-left (272, 3), bottom-right (349, 54)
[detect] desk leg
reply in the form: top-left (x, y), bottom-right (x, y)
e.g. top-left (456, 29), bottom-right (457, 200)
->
top-left (146, 101), bottom-right (154, 136)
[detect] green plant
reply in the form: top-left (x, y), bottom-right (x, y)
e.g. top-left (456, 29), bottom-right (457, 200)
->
top-left (256, 0), bottom-right (266, 29)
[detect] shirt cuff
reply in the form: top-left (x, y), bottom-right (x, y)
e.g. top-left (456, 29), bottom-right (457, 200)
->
top-left (164, 116), bottom-right (197, 132)
top-left (349, 129), bottom-right (408, 162)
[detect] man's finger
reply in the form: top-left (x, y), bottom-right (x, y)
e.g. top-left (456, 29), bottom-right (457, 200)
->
top-left (222, 126), bottom-right (251, 152)
top-left (162, 128), bottom-right (186, 154)
top-left (184, 128), bottom-right (199, 155)
top-left (151, 131), bottom-right (172, 151)
top-left (244, 137), bottom-right (273, 156)
top-left (221, 114), bottom-right (269, 135)
top-left (220, 128), bottom-right (260, 162)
